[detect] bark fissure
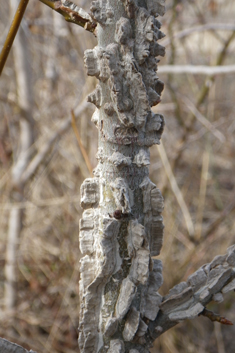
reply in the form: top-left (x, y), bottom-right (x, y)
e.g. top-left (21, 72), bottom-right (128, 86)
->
top-left (79, 1), bottom-right (165, 352)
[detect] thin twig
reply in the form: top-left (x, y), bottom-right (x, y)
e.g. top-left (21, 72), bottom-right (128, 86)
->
top-left (183, 97), bottom-right (225, 142)
top-left (203, 194), bottom-right (235, 238)
top-left (199, 308), bottom-right (233, 326)
top-left (157, 141), bottom-right (195, 237)
top-left (0, 194), bottom-right (81, 210)
top-left (158, 64), bottom-right (235, 75)
top-left (21, 101), bottom-right (89, 184)
top-left (195, 150), bottom-right (210, 241)
top-left (45, 265), bottom-right (80, 351)
top-left (0, 0), bottom-right (30, 76)
top-left (71, 109), bottom-right (93, 177)
top-left (39, 0), bottom-right (97, 34)
top-left (160, 31), bottom-right (235, 197)
top-left (214, 323), bottom-right (226, 353)
top-left (197, 31), bottom-right (235, 107)
top-left (161, 23), bottom-right (235, 47)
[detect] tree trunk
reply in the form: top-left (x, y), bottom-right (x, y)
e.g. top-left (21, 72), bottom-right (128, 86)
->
top-left (79, 1), bottom-right (166, 352)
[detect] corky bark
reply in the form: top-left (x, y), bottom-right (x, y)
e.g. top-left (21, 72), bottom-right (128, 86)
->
top-left (148, 245), bottom-right (235, 341)
top-left (79, 1), bottom-right (166, 352)
top-left (0, 337), bottom-right (37, 353)
top-left (78, 1), bottom-right (235, 353)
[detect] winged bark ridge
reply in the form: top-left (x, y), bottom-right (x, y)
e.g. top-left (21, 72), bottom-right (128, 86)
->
top-left (79, 1), bottom-right (166, 352)
top-left (78, 1), bottom-right (235, 352)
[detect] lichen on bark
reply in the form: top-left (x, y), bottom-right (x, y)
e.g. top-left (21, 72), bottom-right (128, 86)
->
top-left (79, 1), bottom-right (166, 352)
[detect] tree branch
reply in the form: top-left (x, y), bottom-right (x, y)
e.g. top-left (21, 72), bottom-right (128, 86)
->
top-left (158, 64), bottom-right (235, 75)
top-left (71, 109), bottom-right (93, 176)
top-left (161, 23), bottom-right (235, 47)
top-left (157, 141), bottom-right (195, 237)
top-left (39, 0), bottom-right (97, 34)
top-left (183, 96), bottom-right (225, 143)
top-left (0, 0), bottom-right (30, 76)
top-left (0, 337), bottom-right (37, 353)
top-left (20, 100), bottom-right (89, 184)
top-left (148, 245), bottom-right (235, 345)
top-left (200, 308), bottom-right (233, 326)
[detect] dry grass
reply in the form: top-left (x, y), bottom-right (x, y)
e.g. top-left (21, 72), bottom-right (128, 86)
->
top-left (0, 0), bottom-right (235, 352)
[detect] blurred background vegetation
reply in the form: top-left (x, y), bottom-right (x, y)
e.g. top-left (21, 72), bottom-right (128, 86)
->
top-left (0, 0), bottom-right (235, 352)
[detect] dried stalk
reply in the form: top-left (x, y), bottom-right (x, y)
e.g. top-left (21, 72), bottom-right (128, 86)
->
top-left (157, 142), bottom-right (194, 237)
top-left (195, 149), bottom-right (210, 240)
top-left (20, 101), bottom-right (89, 184)
top-left (71, 109), bottom-right (93, 177)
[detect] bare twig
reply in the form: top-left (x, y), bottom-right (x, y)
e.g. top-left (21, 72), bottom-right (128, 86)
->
top-left (183, 97), bottom-right (225, 142)
top-left (0, 0), bottom-right (30, 76)
top-left (71, 109), bottom-right (93, 177)
top-left (0, 194), bottom-right (80, 210)
top-left (203, 194), bottom-right (235, 238)
top-left (214, 323), bottom-right (226, 353)
top-left (199, 308), bottom-right (233, 326)
top-left (21, 101), bottom-right (89, 184)
top-left (160, 31), bottom-right (235, 197)
top-left (45, 266), bottom-right (79, 351)
top-left (197, 31), bottom-right (235, 106)
top-left (39, 0), bottom-right (97, 34)
top-left (157, 141), bottom-right (195, 237)
top-left (195, 150), bottom-right (210, 241)
top-left (158, 64), bottom-right (235, 75)
top-left (166, 1), bottom-right (184, 127)
top-left (161, 23), bottom-right (235, 46)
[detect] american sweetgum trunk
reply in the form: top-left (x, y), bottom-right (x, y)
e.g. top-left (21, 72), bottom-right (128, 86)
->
top-left (79, 1), bottom-right (166, 352)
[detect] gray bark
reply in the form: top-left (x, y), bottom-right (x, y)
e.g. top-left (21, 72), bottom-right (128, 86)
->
top-left (79, 1), bottom-right (166, 352)
top-left (0, 337), bottom-right (36, 353)
top-left (3, 1), bottom-right (235, 353)
top-left (78, 1), bottom-right (235, 353)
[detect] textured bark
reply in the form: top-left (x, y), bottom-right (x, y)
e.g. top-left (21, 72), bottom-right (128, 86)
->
top-left (79, 1), bottom-right (165, 352)
top-left (39, 0), bottom-right (97, 33)
top-left (3, 1), bottom-right (235, 352)
top-left (0, 337), bottom-right (36, 353)
top-left (148, 245), bottom-right (235, 343)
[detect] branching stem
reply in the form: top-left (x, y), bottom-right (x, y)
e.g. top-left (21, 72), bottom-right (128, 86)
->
top-left (0, 0), bottom-right (30, 76)
top-left (39, 0), bottom-right (97, 34)
top-left (200, 308), bottom-right (233, 326)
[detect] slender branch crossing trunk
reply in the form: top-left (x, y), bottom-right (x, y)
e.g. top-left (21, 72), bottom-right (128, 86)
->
top-left (79, 1), bottom-right (166, 352)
